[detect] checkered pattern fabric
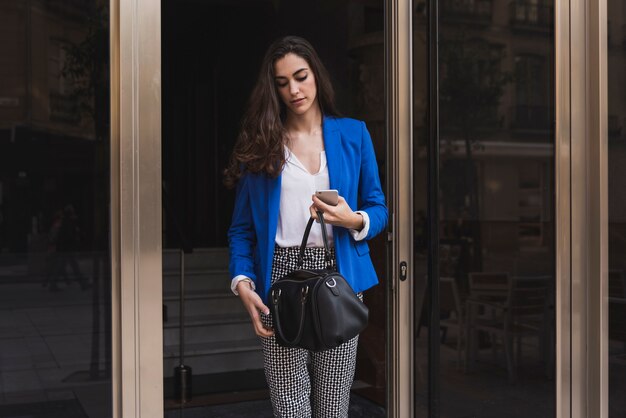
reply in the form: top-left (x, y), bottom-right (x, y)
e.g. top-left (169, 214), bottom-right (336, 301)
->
top-left (260, 245), bottom-right (362, 418)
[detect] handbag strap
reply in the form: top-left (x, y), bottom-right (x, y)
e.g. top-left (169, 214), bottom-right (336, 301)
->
top-left (298, 210), bottom-right (334, 269)
top-left (271, 287), bottom-right (309, 346)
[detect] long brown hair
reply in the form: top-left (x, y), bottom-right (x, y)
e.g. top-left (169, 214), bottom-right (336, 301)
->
top-left (223, 36), bottom-right (340, 188)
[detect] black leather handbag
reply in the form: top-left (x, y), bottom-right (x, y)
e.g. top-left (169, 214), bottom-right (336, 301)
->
top-left (269, 211), bottom-right (369, 351)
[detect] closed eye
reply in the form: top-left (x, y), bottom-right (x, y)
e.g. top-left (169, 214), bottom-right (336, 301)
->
top-left (276, 74), bottom-right (308, 88)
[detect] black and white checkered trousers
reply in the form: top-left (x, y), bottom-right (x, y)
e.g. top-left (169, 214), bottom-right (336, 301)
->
top-left (260, 245), bottom-right (361, 418)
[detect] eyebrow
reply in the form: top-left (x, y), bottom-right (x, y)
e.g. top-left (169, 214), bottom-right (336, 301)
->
top-left (274, 68), bottom-right (308, 80)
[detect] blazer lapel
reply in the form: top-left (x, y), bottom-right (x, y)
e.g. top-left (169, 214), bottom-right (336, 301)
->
top-left (323, 115), bottom-right (343, 193)
top-left (267, 172), bottom-right (281, 246)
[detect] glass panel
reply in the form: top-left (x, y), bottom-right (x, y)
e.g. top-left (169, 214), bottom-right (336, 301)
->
top-left (412, 2), bottom-right (431, 415)
top-left (413, 0), bottom-right (556, 415)
top-left (607, 1), bottom-right (626, 415)
top-left (0, 1), bottom-right (111, 417)
top-left (439, 0), bottom-right (555, 412)
top-left (161, 1), bottom-right (387, 415)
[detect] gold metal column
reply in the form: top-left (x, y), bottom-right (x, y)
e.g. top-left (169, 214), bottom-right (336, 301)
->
top-left (555, 0), bottom-right (572, 414)
top-left (111, 0), bottom-right (163, 416)
top-left (584, 0), bottom-right (609, 414)
top-left (567, 0), bottom-right (608, 415)
top-left (110, 0), bottom-right (121, 414)
top-left (387, 0), bottom-right (414, 416)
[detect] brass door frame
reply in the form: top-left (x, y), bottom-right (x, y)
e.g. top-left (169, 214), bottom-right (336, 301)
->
top-left (556, 0), bottom-right (572, 414)
top-left (387, 0), bottom-right (414, 416)
top-left (111, 0), bottom-right (163, 416)
top-left (567, 0), bottom-right (609, 416)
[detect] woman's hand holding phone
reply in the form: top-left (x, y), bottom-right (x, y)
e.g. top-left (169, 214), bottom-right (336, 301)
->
top-left (310, 193), bottom-right (364, 231)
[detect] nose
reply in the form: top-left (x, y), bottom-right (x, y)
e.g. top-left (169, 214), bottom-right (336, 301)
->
top-left (289, 80), bottom-right (299, 96)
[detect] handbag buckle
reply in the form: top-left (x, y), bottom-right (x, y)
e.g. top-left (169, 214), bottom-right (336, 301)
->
top-left (272, 289), bottom-right (282, 305)
top-left (301, 286), bottom-right (309, 302)
top-left (326, 278), bottom-right (337, 288)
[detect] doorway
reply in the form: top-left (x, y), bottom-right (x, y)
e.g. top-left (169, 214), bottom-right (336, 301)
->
top-left (160, 0), bottom-right (389, 415)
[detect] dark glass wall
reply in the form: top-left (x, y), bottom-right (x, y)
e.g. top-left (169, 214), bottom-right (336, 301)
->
top-left (607, 0), bottom-right (626, 415)
top-left (415, 0), bottom-right (556, 415)
top-left (412, 2), bottom-right (430, 414)
top-left (0, 1), bottom-right (111, 417)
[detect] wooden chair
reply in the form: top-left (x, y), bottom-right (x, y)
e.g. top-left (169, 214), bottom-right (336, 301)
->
top-left (468, 272), bottom-right (510, 301)
top-left (465, 272), bottom-right (510, 370)
top-left (440, 277), bottom-right (465, 368)
top-left (465, 276), bottom-right (550, 383)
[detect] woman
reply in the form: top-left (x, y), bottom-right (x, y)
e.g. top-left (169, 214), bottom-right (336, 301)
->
top-left (225, 35), bottom-right (387, 417)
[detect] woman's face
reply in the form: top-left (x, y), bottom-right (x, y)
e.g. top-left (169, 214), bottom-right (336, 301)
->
top-left (273, 53), bottom-right (318, 117)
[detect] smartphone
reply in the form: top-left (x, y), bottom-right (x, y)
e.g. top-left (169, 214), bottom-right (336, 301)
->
top-left (316, 189), bottom-right (339, 206)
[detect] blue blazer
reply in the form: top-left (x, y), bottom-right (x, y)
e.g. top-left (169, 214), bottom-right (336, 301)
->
top-left (228, 115), bottom-right (388, 303)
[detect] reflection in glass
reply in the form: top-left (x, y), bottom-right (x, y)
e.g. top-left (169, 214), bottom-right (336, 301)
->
top-left (412, 3), bottom-right (430, 415)
top-left (415, 0), bottom-right (555, 415)
top-left (0, 1), bottom-right (111, 417)
top-left (161, 0), bottom-right (386, 415)
top-left (607, 0), bottom-right (626, 415)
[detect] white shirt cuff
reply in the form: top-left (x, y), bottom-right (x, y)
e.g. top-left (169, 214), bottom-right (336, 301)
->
top-left (231, 275), bottom-right (256, 296)
top-left (349, 211), bottom-right (370, 241)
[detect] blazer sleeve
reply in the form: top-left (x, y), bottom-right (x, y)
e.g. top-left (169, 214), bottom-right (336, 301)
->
top-left (358, 121), bottom-right (388, 240)
top-left (227, 173), bottom-right (258, 282)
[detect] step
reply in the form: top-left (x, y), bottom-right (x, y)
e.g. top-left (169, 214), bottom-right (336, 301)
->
top-left (162, 269), bottom-right (232, 293)
top-left (164, 312), bottom-right (250, 329)
top-left (163, 313), bottom-right (256, 346)
top-left (163, 339), bottom-right (264, 376)
top-left (163, 248), bottom-right (229, 271)
top-left (163, 290), bottom-right (245, 317)
top-left (164, 339), bottom-right (262, 357)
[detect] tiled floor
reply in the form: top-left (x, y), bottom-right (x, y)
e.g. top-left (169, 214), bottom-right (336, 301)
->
top-left (164, 393), bottom-right (385, 418)
top-left (0, 276), bottom-right (111, 416)
top-left (0, 399), bottom-right (87, 417)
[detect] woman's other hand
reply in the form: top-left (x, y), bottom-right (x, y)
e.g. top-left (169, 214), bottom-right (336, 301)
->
top-left (310, 195), bottom-right (364, 231)
top-left (236, 281), bottom-right (274, 337)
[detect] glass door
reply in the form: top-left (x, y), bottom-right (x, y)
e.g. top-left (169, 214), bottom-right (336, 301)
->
top-left (409, 0), bottom-right (557, 415)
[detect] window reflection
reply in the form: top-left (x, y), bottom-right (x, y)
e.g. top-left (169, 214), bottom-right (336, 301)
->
top-left (414, 0), bottom-right (555, 415)
top-left (0, 1), bottom-right (111, 417)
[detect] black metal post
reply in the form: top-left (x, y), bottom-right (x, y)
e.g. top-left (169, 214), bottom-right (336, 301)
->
top-left (427, 0), bottom-right (441, 415)
top-left (174, 249), bottom-right (192, 403)
top-left (179, 249), bottom-right (185, 364)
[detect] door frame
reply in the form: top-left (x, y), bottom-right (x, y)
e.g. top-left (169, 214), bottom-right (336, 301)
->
top-left (566, 0), bottom-right (609, 415)
top-left (386, 0), bottom-right (414, 417)
top-left (111, 0), bottom-right (164, 416)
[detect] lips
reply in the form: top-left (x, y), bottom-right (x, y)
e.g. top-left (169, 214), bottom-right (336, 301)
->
top-left (291, 98), bottom-right (305, 105)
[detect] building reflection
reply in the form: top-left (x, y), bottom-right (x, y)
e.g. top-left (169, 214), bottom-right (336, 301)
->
top-left (413, 0), bottom-right (558, 416)
top-left (0, 1), bottom-right (111, 417)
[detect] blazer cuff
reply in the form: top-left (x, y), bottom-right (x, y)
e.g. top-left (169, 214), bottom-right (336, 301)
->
top-left (349, 211), bottom-right (370, 241)
top-left (231, 275), bottom-right (256, 296)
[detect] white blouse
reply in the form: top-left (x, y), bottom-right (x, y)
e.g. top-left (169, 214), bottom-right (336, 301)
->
top-left (230, 147), bottom-right (370, 295)
top-left (275, 147), bottom-right (333, 248)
